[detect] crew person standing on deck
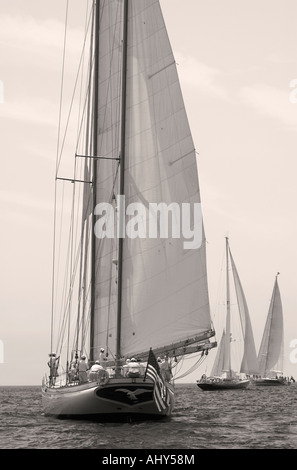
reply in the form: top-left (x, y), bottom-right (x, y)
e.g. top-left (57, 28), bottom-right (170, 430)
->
top-left (160, 355), bottom-right (172, 382)
top-left (47, 353), bottom-right (60, 386)
top-left (99, 348), bottom-right (107, 367)
top-left (78, 355), bottom-right (88, 383)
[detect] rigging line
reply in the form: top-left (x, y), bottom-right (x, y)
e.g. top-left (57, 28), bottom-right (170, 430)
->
top-left (76, 0), bottom-right (90, 142)
top-left (73, 180), bottom-right (83, 349)
top-left (50, 0), bottom-right (68, 352)
top-left (71, 254), bottom-right (92, 356)
top-left (76, 277), bottom-right (92, 343)
top-left (57, 207), bottom-right (93, 354)
top-left (76, 149), bottom-right (91, 351)
top-left (75, 227), bottom-right (92, 351)
top-left (212, 244), bottom-right (226, 332)
top-left (76, 10), bottom-right (94, 356)
top-left (55, 5), bottom-right (94, 177)
top-left (75, 4), bottom-right (96, 156)
top-left (116, 0), bottom-right (129, 362)
top-left (50, 0), bottom-right (69, 357)
top-left (174, 354), bottom-right (206, 380)
top-left (81, 311), bottom-right (91, 355)
top-left (87, 6), bottom-right (122, 327)
top-left (56, 227), bottom-right (72, 352)
top-left (79, 1), bottom-right (122, 357)
top-left (78, 7), bottom-right (94, 357)
top-left (89, 0), bottom-right (100, 363)
top-left (55, 178), bottom-right (92, 326)
top-left (74, 2), bottom-right (93, 357)
top-left (56, 0), bottom-right (69, 177)
top-left (56, 207), bottom-right (80, 342)
top-left (58, 207), bottom-right (83, 352)
top-left (105, 240), bottom-right (115, 352)
top-left (53, 182), bottom-right (66, 320)
top-left (56, 99), bottom-right (93, 353)
top-left (71, 154), bottom-right (83, 256)
top-left (111, 0), bottom-right (123, 181)
top-left (76, 212), bottom-right (89, 355)
top-left (75, 39), bottom-right (95, 155)
top-left (90, 1), bottom-right (122, 186)
top-left (55, 174), bottom-right (83, 350)
top-left (55, 240), bottom-right (70, 351)
top-left (52, 3), bottom-right (88, 356)
top-left (87, 174), bottom-right (119, 356)
top-left (55, 190), bottom-right (83, 352)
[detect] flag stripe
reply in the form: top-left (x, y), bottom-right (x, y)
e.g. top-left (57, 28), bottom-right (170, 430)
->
top-left (166, 382), bottom-right (175, 395)
top-left (144, 349), bottom-right (173, 412)
top-left (154, 383), bottom-right (166, 411)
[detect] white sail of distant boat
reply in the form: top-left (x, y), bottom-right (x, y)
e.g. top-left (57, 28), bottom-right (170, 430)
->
top-left (255, 274), bottom-right (290, 386)
top-left (198, 237), bottom-right (258, 390)
top-left (229, 248), bottom-right (259, 376)
top-left (210, 330), bottom-right (225, 377)
top-left (41, 0), bottom-right (216, 419)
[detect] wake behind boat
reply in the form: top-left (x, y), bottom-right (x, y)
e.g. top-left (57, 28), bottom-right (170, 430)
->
top-left (42, 0), bottom-right (216, 420)
top-left (197, 238), bottom-right (258, 391)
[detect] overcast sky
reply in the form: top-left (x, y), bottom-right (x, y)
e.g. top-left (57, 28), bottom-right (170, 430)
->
top-left (1, 0), bottom-right (297, 385)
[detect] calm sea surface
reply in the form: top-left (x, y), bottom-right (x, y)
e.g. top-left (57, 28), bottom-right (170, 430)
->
top-left (0, 383), bottom-right (296, 450)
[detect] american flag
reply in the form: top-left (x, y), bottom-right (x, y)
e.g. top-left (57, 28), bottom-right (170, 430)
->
top-left (144, 349), bottom-right (171, 412)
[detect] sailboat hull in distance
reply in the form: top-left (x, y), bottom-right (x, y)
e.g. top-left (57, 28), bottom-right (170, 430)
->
top-left (197, 378), bottom-right (250, 391)
top-left (253, 377), bottom-right (290, 387)
top-left (42, 377), bottom-right (174, 420)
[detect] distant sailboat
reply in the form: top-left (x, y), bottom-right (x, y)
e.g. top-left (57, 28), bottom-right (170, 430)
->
top-left (197, 238), bottom-right (258, 390)
top-left (41, 0), bottom-right (216, 419)
top-left (254, 273), bottom-right (290, 386)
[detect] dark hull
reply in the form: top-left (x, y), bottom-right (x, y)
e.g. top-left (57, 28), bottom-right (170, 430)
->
top-left (197, 379), bottom-right (250, 391)
top-left (42, 377), bottom-right (175, 420)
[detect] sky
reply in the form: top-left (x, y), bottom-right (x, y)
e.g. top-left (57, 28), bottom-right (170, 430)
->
top-left (0, 0), bottom-right (297, 385)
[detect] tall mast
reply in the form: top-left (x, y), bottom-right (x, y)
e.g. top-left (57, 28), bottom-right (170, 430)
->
top-left (80, 4), bottom-right (95, 356)
top-left (116, 0), bottom-right (129, 367)
top-left (224, 237), bottom-right (231, 376)
top-left (90, 0), bottom-right (100, 363)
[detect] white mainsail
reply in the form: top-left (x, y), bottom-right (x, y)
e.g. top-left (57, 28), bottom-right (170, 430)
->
top-left (257, 275), bottom-right (284, 377)
top-left (121, 0), bottom-right (211, 357)
top-left (91, 0), bottom-right (211, 364)
top-left (91, 0), bottom-right (213, 361)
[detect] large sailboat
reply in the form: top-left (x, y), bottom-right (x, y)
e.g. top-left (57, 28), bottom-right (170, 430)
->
top-left (41, 0), bottom-right (216, 419)
top-left (254, 274), bottom-right (290, 386)
top-left (197, 238), bottom-right (258, 391)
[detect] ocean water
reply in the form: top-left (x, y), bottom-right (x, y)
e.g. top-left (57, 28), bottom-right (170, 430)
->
top-left (0, 383), bottom-right (296, 450)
